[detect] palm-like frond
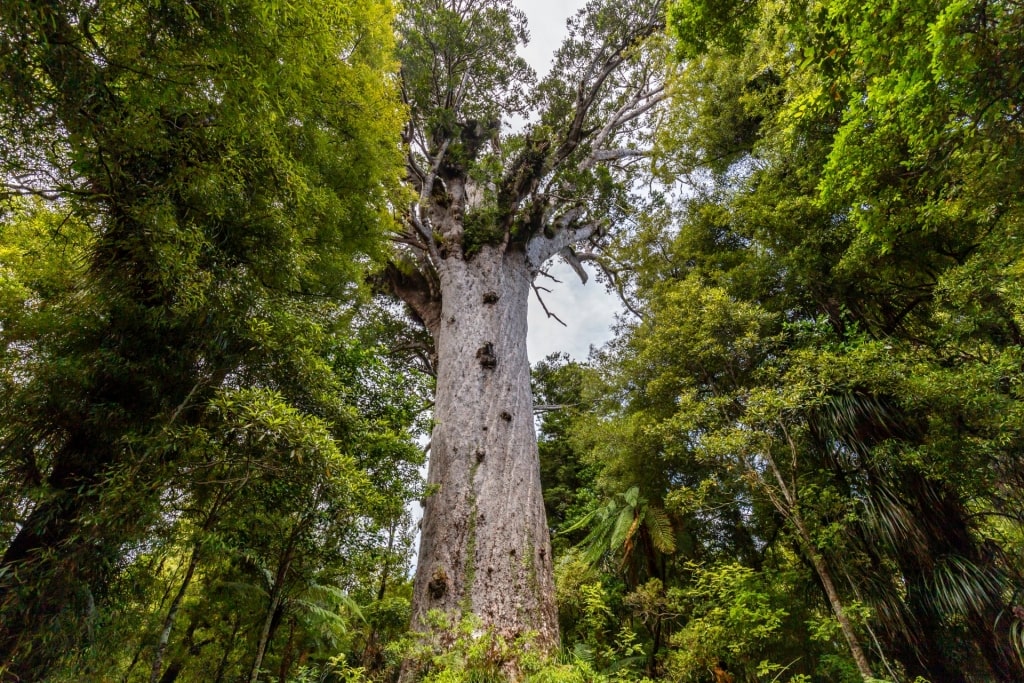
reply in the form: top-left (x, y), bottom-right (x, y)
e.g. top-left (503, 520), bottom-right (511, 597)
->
top-left (1011, 615), bottom-right (1024, 668)
top-left (566, 486), bottom-right (675, 569)
top-left (859, 480), bottom-right (926, 556)
top-left (288, 581), bottom-right (364, 648)
top-left (299, 582), bottom-right (365, 623)
top-left (928, 555), bottom-right (1006, 618)
top-left (610, 505), bottom-right (637, 553)
top-left (644, 505), bottom-right (676, 554)
top-left (292, 600), bottom-right (352, 639)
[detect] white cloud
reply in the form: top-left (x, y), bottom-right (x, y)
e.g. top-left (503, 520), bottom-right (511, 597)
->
top-left (527, 261), bottom-right (620, 362)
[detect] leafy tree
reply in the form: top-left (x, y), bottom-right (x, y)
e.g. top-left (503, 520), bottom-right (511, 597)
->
top-left (533, 353), bottom-right (599, 550)
top-left (0, 0), bottom-right (404, 676)
top-left (567, 0), bottom-right (1024, 678)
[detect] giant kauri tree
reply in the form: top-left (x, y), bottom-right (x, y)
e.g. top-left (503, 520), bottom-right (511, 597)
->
top-left (387, 0), bottom-right (668, 650)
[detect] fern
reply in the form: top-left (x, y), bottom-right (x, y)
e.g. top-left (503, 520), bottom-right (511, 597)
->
top-left (644, 506), bottom-right (676, 554)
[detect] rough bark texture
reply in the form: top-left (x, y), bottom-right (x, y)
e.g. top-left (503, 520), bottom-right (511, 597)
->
top-left (411, 244), bottom-right (557, 649)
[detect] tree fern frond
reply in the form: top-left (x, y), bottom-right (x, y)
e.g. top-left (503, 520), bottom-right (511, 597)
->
top-left (610, 506), bottom-right (636, 552)
top-left (572, 642), bottom-right (595, 665)
top-left (622, 486), bottom-right (640, 508)
top-left (292, 600), bottom-right (352, 640)
top-left (561, 508), bottom-right (599, 535)
top-left (299, 583), bottom-right (364, 622)
top-left (644, 505), bottom-right (676, 554)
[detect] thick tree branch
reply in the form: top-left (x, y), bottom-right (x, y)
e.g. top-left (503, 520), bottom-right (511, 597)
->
top-left (525, 208), bottom-right (602, 273)
top-left (583, 147), bottom-right (650, 167)
top-left (579, 88), bottom-right (666, 170)
top-left (493, 5), bottom-right (664, 232)
top-left (550, 18), bottom-right (664, 173)
top-left (558, 247), bottom-right (588, 284)
top-left (379, 263), bottom-right (442, 337)
top-left (407, 201), bottom-right (443, 267)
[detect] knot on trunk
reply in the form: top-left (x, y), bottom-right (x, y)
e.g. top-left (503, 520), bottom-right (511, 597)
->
top-left (477, 342), bottom-right (497, 369)
top-left (482, 291), bottom-right (499, 304)
top-left (500, 411), bottom-right (512, 422)
top-left (428, 568), bottom-right (448, 600)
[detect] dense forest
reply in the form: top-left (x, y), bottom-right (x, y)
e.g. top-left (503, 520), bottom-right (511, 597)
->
top-left (1, 0), bottom-right (1022, 681)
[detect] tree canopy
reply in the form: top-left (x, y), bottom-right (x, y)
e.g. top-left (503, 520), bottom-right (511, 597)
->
top-left (2, 0), bottom-right (1023, 680)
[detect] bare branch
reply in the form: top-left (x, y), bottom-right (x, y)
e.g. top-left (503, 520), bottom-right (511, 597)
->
top-left (533, 403), bottom-right (577, 414)
top-left (577, 253), bottom-right (646, 320)
top-left (531, 283), bottom-right (567, 327)
top-left (537, 269), bottom-right (563, 284)
top-left (550, 49), bottom-right (630, 171)
top-left (419, 138), bottom-right (451, 204)
top-left (549, 16), bottom-right (664, 173)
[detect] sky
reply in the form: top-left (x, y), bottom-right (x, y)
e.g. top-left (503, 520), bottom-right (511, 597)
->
top-left (518, 0), bottom-right (624, 364)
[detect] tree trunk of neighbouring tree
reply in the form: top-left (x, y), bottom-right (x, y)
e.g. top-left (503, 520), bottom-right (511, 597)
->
top-left (764, 446), bottom-right (875, 681)
top-left (410, 244), bottom-right (558, 657)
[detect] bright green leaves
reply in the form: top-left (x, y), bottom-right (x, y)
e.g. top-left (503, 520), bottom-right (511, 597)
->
top-left (631, 0), bottom-right (1024, 676)
top-left (0, 0), bottom-right (410, 676)
top-left (667, 0), bottom-right (759, 58)
top-left (798, 0), bottom-right (1024, 256)
top-left (665, 563), bottom-right (790, 681)
top-left (397, 0), bottom-right (535, 135)
top-left (2, 0), bottom-right (404, 298)
top-left (0, 201), bottom-right (90, 342)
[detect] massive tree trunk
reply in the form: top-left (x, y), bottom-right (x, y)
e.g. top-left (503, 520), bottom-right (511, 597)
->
top-left (412, 244), bottom-right (557, 648)
top-left (390, 0), bottom-right (666, 662)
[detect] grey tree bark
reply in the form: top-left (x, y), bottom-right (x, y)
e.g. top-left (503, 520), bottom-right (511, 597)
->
top-left (412, 245), bottom-right (557, 646)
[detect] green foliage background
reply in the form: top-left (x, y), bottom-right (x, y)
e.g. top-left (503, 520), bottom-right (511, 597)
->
top-left (2, 0), bottom-right (1023, 680)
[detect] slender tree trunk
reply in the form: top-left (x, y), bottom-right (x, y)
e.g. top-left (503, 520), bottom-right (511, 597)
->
top-left (277, 619), bottom-right (297, 683)
top-left (764, 445), bottom-right (874, 681)
top-left (150, 543), bottom-right (202, 683)
top-left (792, 516), bottom-right (875, 681)
top-left (212, 615), bottom-right (241, 683)
top-left (411, 245), bottom-right (557, 653)
top-left (362, 522), bottom-right (398, 673)
top-left (249, 546), bottom-right (295, 683)
top-left (156, 616), bottom-right (213, 683)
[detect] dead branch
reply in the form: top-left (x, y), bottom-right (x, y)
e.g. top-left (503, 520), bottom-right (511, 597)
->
top-left (531, 283), bottom-right (567, 327)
